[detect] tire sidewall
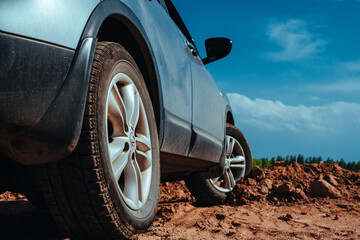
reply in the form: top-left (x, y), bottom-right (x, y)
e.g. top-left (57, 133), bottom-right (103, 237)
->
top-left (95, 43), bottom-right (160, 231)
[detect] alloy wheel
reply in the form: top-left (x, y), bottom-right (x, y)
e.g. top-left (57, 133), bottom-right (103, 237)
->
top-left (210, 135), bottom-right (246, 193)
top-left (106, 72), bottom-right (152, 210)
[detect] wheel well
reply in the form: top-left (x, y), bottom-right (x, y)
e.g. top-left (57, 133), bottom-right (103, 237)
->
top-left (97, 16), bottom-right (161, 137)
top-left (226, 111), bottom-right (235, 125)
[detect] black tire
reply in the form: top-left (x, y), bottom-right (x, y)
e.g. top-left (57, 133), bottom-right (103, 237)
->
top-left (34, 42), bottom-right (160, 239)
top-left (186, 124), bottom-right (252, 205)
top-left (24, 191), bottom-right (48, 210)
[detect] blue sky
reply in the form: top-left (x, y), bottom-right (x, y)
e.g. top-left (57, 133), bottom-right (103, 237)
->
top-left (172, 0), bottom-right (360, 162)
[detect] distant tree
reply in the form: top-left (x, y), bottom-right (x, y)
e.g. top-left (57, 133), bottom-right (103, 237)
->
top-left (325, 157), bottom-right (333, 164)
top-left (270, 157), bottom-right (275, 165)
top-left (297, 154), bottom-right (304, 164)
top-left (346, 162), bottom-right (351, 171)
top-left (253, 156), bottom-right (359, 171)
top-left (338, 159), bottom-right (346, 169)
top-left (261, 158), bottom-right (266, 168)
top-left (347, 162), bottom-right (357, 171)
top-left (252, 158), bottom-right (261, 168)
top-left (356, 162), bottom-right (360, 172)
top-left (283, 155), bottom-right (291, 166)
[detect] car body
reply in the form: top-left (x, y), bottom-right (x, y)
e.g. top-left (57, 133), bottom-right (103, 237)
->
top-left (0, 0), bottom-right (234, 178)
top-left (0, 1), bottom-right (251, 238)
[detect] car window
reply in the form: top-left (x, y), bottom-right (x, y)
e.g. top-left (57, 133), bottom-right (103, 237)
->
top-left (163, 0), bottom-right (195, 46)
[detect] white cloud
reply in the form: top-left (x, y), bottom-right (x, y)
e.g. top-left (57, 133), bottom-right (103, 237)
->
top-left (227, 93), bottom-right (360, 132)
top-left (267, 19), bottom-right (325, 61)
top-left (342, 60), bottom-right (360, 72)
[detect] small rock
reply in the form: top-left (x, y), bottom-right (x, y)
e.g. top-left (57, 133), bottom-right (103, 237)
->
top-left (278, 214), bottom-right (293, 221)
top-left (212, 228), bottom-right (221, 233)
top-left (247, 178), bottom-right (257, 186)
top-left (350, 173), bottom-right (360, 182)
top-left (273, 161), bottom-right (284, 166)
top-left (293, 188), bottom-right (307, 200)
top-left (231, 221), bottom-right (241, 227)
top-left (226, 230), bottom-right (236, 236)
top-left (252, 167), bottom-right (265, 180)
top-left (324, 174), bottom-right (338, 187)
top-left (251, 167), bottom-right (263, 177)
top-left (309, 180), bottom-right (342, 198)
top-left (215, 214), bottom-right (226, 221)
top-left (194, 221), bottom-right (206, 230)
top-left (263, 179), bottom-right (273, 189)
top-left (260, 185), bottom-right (269, 194)
top-left (331, 162), bottom-right (343, 171)
top-left (276, 183), bottom-right (295, 196)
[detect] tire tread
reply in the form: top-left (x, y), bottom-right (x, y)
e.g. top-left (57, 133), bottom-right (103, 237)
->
top-left (33, 42), bottom-right (140, 240)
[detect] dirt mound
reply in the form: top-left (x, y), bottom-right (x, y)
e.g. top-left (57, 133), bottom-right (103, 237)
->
top-left (0, 191), bottom-right (26, 202)
top-left (134, 162), bottom-right (360, 240)
top-left (1, 162), bottom-right (360, 239)
top-left (156, 162), bottom-right (360, 206)
top-left (228, 162), bottom-right (360, 205)
top-left (159, 181), bottom-right (193, 203)
top-left (134, 162), bottom-right (360, 239)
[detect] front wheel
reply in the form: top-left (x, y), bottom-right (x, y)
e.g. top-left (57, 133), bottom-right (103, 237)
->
top-left (185, 124), bottom-right (252, 205)
top-left (35, 42), bottom-right (160, 239)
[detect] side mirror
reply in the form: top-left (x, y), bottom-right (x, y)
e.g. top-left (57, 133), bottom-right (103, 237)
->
top-left (202, 37), bottom-right (232, 65)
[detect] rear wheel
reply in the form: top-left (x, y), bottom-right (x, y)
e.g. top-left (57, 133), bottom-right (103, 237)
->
top-left (35, 42), bottom-right (160, 239)
top-left (186, 124), bottom-right (252, 205)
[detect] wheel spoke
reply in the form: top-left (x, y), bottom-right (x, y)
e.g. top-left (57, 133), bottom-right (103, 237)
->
top-left (230, 155), bottom-right (246, 169)
top-left (226, 136), bottom-right (235, 156)
top-left (230, 163), bottom-right (246, 169)
top-left (113, 151), bottom-right (130, 181)
top-left (132, 93), bottom-right (140, 128)
top-left (108, 84), bottom-right (127, 136)
top-left (123, 159), bottom-right (142, 209)
top-left (212, 176), bottom-right (221, 185)
top-left (135, 150), bottom-right (152, 171)
top-left (122, 83), bottom-right (140, 129)
top-left (133, 160), bottom-right (144, 203)
top-left (228, 170), bottom-right (236, 189)
top-left (223, 170), bottom-right (236, 191)
top-left (136, 134), bottom-right (151, 153)
top-left (108, 137), bottom-right (128, 162)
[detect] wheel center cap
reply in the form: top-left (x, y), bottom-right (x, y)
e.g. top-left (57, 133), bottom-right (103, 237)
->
top-left (129, 132), bottom-right (136, 147)
top-left (225, 159), bottom-right (230, 169)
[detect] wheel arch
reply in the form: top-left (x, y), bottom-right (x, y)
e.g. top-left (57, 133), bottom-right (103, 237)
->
top-left (81, 0), bottom-right (164, 143)
top-left (226, 107), bottom-right (235, 125)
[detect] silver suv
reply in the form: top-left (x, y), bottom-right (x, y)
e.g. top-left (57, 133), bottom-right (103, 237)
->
top-left (0, 0), bottom-right (252, 238)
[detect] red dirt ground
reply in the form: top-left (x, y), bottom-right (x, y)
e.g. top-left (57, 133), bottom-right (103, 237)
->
top-left (1, 162), bottom-right (359, 239)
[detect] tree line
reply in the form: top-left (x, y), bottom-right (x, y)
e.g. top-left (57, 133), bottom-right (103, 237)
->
top-left (253, 155), bottom-right (360, 172)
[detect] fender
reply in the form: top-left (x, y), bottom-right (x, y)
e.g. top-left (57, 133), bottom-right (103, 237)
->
top-left (80, 0), bottom-right (165, 145)
top-left (0, 0), bottom-right (164, 164)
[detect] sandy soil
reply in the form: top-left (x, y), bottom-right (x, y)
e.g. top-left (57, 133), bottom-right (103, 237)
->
top-left (1, 162), bottom-right (359, 240)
